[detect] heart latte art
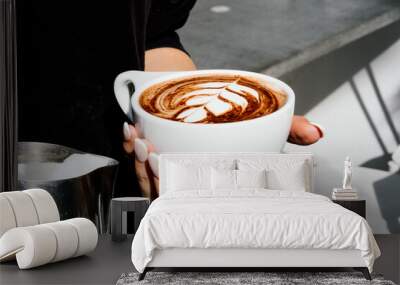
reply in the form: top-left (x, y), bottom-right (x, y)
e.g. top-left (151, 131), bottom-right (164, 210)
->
top-left (139, 75), bottom-right (286, 123)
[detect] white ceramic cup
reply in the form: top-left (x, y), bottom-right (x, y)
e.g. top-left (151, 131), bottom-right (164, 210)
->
top-left (114, 70), bottom-right (295, 152)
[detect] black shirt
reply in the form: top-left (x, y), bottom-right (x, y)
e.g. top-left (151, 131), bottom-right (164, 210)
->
top-left (17, 0), bottom-right (196, 195)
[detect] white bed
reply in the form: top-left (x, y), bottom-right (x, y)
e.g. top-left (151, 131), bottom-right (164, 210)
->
top-left (131, 153), bottom-right (380, 280)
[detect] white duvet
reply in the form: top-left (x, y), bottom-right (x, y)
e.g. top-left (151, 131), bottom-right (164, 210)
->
top-left (131, 190), bottom-right (380, 272)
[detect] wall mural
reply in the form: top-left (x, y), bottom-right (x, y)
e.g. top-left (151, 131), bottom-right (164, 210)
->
top-left (286, 38), bottom-right (400, 234)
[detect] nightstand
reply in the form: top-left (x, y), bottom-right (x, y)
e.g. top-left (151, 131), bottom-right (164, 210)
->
top-left (332, 199), bottom-right (366, 218)
top-left (111, 197), bottom-right (150, 242)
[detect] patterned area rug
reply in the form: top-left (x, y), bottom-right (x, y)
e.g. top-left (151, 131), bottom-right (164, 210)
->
top-left (116, 272), bottom-right (395, 285)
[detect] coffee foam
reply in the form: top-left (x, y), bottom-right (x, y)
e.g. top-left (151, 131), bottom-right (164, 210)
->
top-left (139, 75), bottom-right (286, 123)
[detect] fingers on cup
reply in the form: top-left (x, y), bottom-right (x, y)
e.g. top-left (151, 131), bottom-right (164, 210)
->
top-left (148, 153), bottom-right (159, 177)
top-left (134, 139), bottom-right (156, 162)
top-left (123, 122), bottom-right (138, 141)
top-left (297, 123), bottom-right (321, 145)
top-left (123, 122), bottom-right (138, 154)
top-left (153, 176), bottom-right (160, 196)
top-left (289, 118), bottom-right (325, 145)
top-left (134, 123), bottom-right (143, 138)
top-left (123, 122), bottom-right (131, 141)
top-left (134, 155), bottom-right (159, 200)
top-left (309, 122), bottom-right (326, 138)
top-left (134, 160), bottom-right (152, 199)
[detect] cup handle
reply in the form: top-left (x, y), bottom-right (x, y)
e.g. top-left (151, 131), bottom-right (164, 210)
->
top-left (114, 71), bottom-right (171, 121)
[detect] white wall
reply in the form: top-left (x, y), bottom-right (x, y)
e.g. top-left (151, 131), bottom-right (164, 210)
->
top-left (284, 38), bottom-right (400, 234)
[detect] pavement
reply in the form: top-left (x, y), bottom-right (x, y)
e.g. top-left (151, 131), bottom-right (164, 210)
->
top-left (180, 0), bottom-right (400, 76)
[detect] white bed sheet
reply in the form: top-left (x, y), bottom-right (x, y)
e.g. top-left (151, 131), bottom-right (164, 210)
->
top-left (131, 190), bottom-right (380, 273)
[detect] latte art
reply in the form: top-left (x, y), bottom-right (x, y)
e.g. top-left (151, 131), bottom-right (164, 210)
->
top-left (139, 75), bottom-right (286, 123)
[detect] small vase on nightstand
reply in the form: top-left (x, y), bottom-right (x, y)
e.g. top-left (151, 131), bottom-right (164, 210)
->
top-left (331, 156), bottom-right (365, 218)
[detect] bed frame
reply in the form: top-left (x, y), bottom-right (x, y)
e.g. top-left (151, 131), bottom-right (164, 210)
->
top-left (139, 248), bottom-right (371, 280)
top-left (138, 153), bottom-right (372, 281)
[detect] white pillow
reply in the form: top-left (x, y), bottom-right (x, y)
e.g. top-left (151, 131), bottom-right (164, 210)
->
top-left (236, 169), bottom-right (268, 189)
top-left (266, 163), bottom-right (307, 191)
top-left (167, 162), bottom-right (212, 191)
top-left (211, 168), bottom-right (268, 190)
top-left (211, 168), bottom-right (236, 190)
top-left (237, 159), bottom-right (309, 191)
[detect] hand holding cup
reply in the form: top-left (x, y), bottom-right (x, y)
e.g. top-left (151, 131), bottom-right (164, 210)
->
top-left (116, 70), bottom-right (325, 198)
